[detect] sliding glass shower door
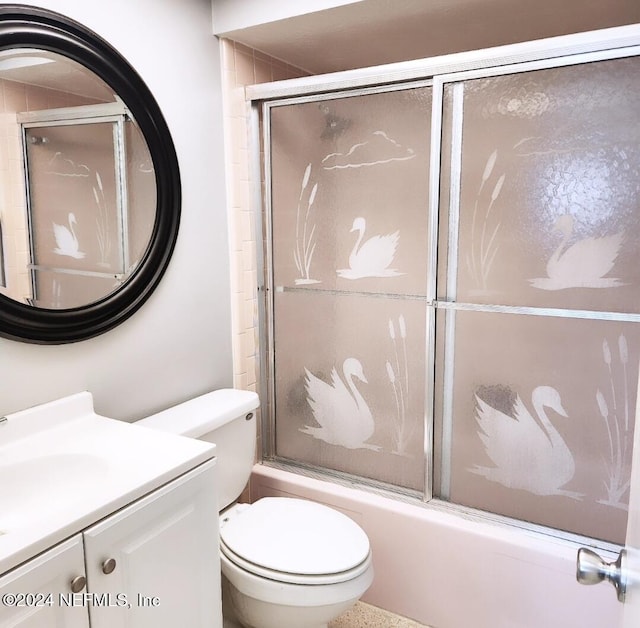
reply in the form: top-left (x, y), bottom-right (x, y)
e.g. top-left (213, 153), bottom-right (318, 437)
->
top-left (268, 85), bottom-right (434, 493)
top-left (434, 55), bottom-right (640, 544)
top-left (261, 50), bottom-right (640, 545)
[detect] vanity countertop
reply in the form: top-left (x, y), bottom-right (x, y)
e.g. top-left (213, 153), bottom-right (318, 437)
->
top-left (0, 392), bottom-right (215, 575)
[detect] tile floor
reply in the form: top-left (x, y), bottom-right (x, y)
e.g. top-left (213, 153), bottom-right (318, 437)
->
top-left (329, 602), bottom-right (430, 627)
top-left (223, 601), bottom-right (429, 627)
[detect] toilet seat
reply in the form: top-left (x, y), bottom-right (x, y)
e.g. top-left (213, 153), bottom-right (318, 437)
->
top-left (220, 549), bottom-right (374, 610)
top-left (220, 542), bottom-right (372, 585)
top-left (220, 497), bottom-right (371, 585)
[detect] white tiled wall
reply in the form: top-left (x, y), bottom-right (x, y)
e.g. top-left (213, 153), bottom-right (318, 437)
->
top-left (219, 39), bottom-right (309, 392)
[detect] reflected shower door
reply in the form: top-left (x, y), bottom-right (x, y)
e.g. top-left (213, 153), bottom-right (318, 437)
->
top-left (24, 121), bottom-right (124, 308)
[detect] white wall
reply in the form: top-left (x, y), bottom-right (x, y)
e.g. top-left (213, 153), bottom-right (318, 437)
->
top-left (211, 0), bottom-right (364, 34)
top-left (0, 0), bottom-right (233, 420)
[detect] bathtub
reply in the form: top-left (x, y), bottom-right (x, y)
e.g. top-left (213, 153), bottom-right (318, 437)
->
top-left (250, 464), bottom-right (621, 628)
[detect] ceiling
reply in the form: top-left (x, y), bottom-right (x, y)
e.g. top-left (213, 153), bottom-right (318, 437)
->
top-left (0, 50), bottom-right (114, 102)
top-left (220, 0), bottom-right (640, 75)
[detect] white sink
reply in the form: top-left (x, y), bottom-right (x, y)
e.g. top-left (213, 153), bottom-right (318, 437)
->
top-left (0, 454), bottom-right (109, 531)
top-left (0, 392), bottom-right (215, 574)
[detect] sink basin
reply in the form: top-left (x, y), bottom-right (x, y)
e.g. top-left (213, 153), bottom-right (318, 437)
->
top-left (0, 391), bottom-right (215, 575)
top-left (0, 454), bottom-right (110, 532)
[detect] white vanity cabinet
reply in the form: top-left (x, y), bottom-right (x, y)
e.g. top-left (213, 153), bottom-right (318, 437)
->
top-left (0, 535), bottom-right (89, 628)
top-left (84, 460), bottom-right (220, 628)
top-left (0, 460), bottom-right (220, 628)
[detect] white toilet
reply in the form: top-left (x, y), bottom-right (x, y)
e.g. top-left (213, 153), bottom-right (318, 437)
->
top-left (136, 389), bottom-right (374, 628)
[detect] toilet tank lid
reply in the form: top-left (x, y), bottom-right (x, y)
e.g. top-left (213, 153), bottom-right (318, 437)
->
top-left (136, 389), bottom-right (259, 438)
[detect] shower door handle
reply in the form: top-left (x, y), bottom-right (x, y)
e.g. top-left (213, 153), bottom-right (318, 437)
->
top-left (576, 547), bottom-right (626, 602)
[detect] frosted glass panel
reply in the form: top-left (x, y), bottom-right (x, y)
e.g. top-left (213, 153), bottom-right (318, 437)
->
top-left (274, 290), bottom-right (426, 490)
top-left (440, 310), bottom-right (637, 543)
top-left (125, 118), bottom-right (155, 269)
top-left (444, 57), bottom-right (640, 312)
top-left (269, 86), bottom-right (432, 490)
top-left (27, 123), bottom-right (121, 272)
top-left (264, 53), bottom-right (640, 543)
top-left (270, 88), bottom-right (432, 296)
top-left (32, 272), bottom-right (119, 309)
top-left (25, 122), bottom-right (123, 308)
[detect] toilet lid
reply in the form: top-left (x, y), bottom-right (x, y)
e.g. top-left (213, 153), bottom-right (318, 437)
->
top-left (220, 497), bottom-right (370, 576)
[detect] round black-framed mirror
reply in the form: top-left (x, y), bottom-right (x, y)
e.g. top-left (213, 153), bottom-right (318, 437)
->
top-left (0, 5), bottom-right (180, 343)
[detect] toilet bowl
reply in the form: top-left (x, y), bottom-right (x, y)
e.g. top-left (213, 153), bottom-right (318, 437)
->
top-left (136, 389), bottom-right (373, 628)
top-left (220, 499), bottom-right (373, 628)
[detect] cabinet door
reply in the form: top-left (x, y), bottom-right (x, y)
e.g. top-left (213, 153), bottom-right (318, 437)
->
top-left (0, 535), bottom-right (89, 628)
top-left (83, 460), bottom-right (220, 628)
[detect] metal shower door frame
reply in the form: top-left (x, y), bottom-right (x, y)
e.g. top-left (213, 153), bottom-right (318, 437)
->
top-left (249, 24), bottom-right (640, 552)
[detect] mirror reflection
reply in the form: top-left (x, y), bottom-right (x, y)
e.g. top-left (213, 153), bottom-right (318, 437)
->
top-left (0, 49), bottom-right (155, 309)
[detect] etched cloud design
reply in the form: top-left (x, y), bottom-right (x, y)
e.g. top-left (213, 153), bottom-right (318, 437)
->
top-left (497, 87), bottom-right (550, 118)
top-left (46, 152), bottom-right (90, 177)
top-left (321, 131), bottom-right (415, 170)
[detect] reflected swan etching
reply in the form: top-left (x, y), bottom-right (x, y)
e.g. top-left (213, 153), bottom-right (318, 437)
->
top-left (53, 212), bottom-right (85, 259)
top-left (337, 217), bottom-right (402, 279)
top-left (301, 358), bottom-right (380, 450)
top-left (470, 385), bottom-right (581, 498)
top-left (529, 214), bottom-right (624, 290)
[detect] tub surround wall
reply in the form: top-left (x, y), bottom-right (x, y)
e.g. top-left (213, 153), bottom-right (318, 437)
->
top-left (0, 0), bottom-right (233, 420)
top-left (219, 41), bottom-right (310, 502)
top-left (219, 38), bottom-right (308, 393)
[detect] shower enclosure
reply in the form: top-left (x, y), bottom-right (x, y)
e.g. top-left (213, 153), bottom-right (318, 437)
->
top-left (253, 29), bottom-right (640, 559)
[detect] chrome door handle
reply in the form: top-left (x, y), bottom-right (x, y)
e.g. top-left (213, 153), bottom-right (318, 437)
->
top-left (576, 547), bottom-right (626, 602)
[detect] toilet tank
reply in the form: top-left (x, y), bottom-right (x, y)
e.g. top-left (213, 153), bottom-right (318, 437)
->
top-left (136, 389), bottom-right (259, 510)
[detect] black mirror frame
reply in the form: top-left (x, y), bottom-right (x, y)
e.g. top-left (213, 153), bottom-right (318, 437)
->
top-left (0, 5), bottom-right (180, 343)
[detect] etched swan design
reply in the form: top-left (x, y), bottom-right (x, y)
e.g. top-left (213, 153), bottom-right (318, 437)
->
top-left (337, 217), bottom-right (402, 279)
top-left (470, 385), bottom-right (580, 498)
top-left (529, 214), bottom-right (623, 290)
top-left (53, 212), bottom-right (85, 259)
top-left (300, 357), bottom-right (380, 450)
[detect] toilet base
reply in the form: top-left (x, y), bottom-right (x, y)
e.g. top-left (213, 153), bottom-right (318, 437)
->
top-left (222, 573), bottom-right (358, 628)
